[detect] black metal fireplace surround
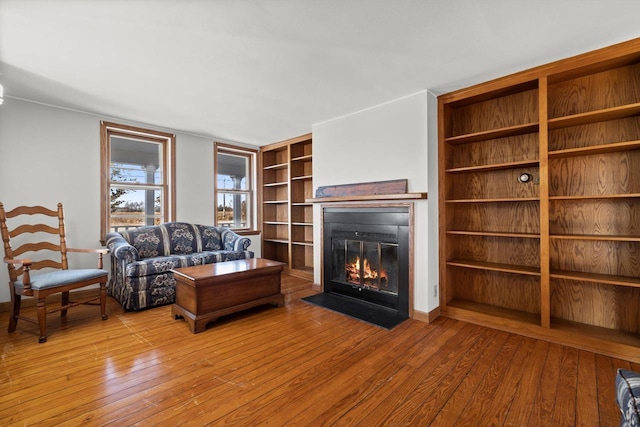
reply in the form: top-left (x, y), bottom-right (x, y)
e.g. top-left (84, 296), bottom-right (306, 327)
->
top-left (303, 206), bottom-right (409, 329)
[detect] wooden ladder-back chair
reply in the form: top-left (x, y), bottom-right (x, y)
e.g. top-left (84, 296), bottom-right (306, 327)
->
top-left (0, 202), bottom-right (109, 343)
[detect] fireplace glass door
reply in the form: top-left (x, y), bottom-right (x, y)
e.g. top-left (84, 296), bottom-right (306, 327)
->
top-left (331, 238), bottom-right (398, 296)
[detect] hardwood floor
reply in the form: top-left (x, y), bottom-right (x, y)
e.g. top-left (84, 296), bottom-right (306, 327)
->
top-left (0, 274), bottom-right (636, 426)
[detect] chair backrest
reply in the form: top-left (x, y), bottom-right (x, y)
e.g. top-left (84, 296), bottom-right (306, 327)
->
top-left (0, 202), bottom-right (69, 283)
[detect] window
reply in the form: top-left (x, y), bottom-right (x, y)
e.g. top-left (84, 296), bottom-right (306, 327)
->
top-left (100, 121), bottom-right (175, 244)
top-left (214, 142), bottom-right (257, 231)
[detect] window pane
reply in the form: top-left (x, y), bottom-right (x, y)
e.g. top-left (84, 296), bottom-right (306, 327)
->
top-left (217, 192), bottom-right (248, 228)
top-left (109, 187), bottom-right (163, 231)
top-left (217, 153), bottom-right (248, 190)
top-left (111, 137), bottom-right (163, 185)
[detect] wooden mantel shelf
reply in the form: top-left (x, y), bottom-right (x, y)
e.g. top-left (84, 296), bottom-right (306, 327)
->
top-left (307, 192), bottom-right (427, 203)
top-left (307, 179), bottom-right (427, 203)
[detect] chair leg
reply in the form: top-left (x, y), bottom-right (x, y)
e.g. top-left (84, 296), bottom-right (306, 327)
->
top-left (36, 297), bottom-right (47, 343)
top-left (8, 290), bottom-right (20, 333)
top-left (100, 282), bottom-right (108, 320)
top-left (61, 291), bottom-right (69, 317)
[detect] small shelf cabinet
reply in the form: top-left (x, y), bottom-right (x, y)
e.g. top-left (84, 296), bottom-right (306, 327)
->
top-left (260, 133), bottom-right (314, 279)
top-left (438, 38), bottom-right (640, 362)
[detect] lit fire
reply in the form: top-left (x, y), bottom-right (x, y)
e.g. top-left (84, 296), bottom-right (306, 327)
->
top-left (346, 256), bottom-right (387, 286)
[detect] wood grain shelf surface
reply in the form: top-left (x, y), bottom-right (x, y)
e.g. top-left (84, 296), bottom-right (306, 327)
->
top-left (446, 259), bottom-right (541, 276)
top-left (548, 102), bottom-right (640, 129)
top-left (291, 154), bottom-right (312, 162)
top-left (445, 123), bottom-right (539, 145)
top-left (549, 193), bottom-right (640, 200)
top-left (445, 159), bottom-right (539, 173)
top-left (550, 269), bottom-right (640, 288)
top-left (263, 162), bottom-right (288, 170)
top-left (550, 234), bottom-right (640, 242)
top-left (263, 238), bottom-right (289, 244)
top-left (549, 139), bottom-right (640, 158)
top-left (445, 197), bottom-right (539, 203)
top-left (307, 192), bottom-right (427, 203)
top-left (447, 230), bottom-right (540, 239)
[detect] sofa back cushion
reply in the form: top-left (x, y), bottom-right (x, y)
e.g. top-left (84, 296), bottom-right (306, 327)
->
top-left (121, 225), bottom-right (167, 258)
top-left (163, 222), bottom-right (199, 254)
top-left (120, 222), bottom-right (226, 259)
top-left (196, 224), bottom-right (222, 251)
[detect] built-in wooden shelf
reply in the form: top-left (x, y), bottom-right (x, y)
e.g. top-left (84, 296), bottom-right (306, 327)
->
top-left (260, 133), bottom-right (314, 280)
top-left (550, 269), bottom-right (640, 288)
top-left (291, 154), bottom-right (312, 162)
top-left (447, 259), bottom-right (540, 276)
top-left (445, 123), bottom-right (539, 145)
top-left (445, 159), bottom-right (539, 173)
top-left (549, 193), bottom-right (640, 200)
top-left (548, 103), bottom-right (640, 129)
top-left (447, 230), bottom-right (539, 239)
top-left (263, 162), bottom-right (288, 170)
top-left (548, 140), bottom-right (640, 158)
top-left (439, 37), bottom-right (640, 362)
top-left (550, 234), bottom-right (640, 242)
top-left (263, 238), bottom-right (289, 244)
top-left (445, 197), bottom-right (539, 203)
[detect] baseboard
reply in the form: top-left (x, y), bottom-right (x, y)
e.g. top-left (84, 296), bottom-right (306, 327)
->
top-left (412, 306), bottom-right (441, 324)
top-left (0, 288), bottom-right (102, 313)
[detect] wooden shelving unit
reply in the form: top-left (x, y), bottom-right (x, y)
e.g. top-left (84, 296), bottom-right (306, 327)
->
top-left (438, 37), bottom-right (640, 362)
top-left (260, 133), bottom-right (313, 280)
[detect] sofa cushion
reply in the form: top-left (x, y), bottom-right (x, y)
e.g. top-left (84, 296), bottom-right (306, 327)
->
top-left (125, 253), bottom-right (207, 277)
top-left (196, 224), bottom-right (223, 251)
top-left (121, 225), bottom-right (167, 258)
top-left (163, 222), bottom-right (199, 254)
top-left (124, 250), bottom-right (253, 277)
top-left (617, 369), bottom-right (640, 427)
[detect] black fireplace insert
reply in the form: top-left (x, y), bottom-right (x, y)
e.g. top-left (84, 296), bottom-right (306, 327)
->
top-left (304, 206), bottom-right (409, 328)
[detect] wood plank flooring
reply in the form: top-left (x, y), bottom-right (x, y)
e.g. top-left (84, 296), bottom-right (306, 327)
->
top-left (0, 274), bottom-right (636, 426)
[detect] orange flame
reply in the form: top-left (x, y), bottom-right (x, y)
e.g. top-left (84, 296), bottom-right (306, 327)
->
top-left (346, 256), bottom-right (386, 286)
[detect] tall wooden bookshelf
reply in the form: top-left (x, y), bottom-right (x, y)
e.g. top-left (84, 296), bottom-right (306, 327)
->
top-left (438, 38), bottom-right (640, 362)
top-left (260, 133), bottom-right (314, 280)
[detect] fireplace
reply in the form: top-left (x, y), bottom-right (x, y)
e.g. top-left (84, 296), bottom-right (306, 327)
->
top-left (322, 206), bottom-right (410, 322)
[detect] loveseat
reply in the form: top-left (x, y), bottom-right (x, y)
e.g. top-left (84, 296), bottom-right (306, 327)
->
top-left (105, 222), bottom-right (253, 311)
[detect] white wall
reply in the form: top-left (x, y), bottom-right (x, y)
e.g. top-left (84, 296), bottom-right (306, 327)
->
top-left (311, 90), bottom-right (439, 314)
top-left (0, 99), bottom-right (261, 303)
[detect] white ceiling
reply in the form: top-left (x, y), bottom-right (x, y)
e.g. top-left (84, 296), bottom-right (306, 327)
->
top-left (2, 0), bottom-right (640, 146)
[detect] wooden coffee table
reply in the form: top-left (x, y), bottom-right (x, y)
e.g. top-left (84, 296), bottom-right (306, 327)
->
top-left (171, 258), bottom-right (285, 333)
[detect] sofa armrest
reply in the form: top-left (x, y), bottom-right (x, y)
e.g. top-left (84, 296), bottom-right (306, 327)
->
top-left (220, 229), bottom-right (252, 252)
top-left (105, 232), bottom-right (140, 264)
top-left (617, 369), bottom-right (640, 426)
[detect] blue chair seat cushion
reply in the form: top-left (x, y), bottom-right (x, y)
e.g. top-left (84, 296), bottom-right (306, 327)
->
top-left (16, 269), bottom-right (108, 290)
top-left (616, 369), bottom-right (640, 426)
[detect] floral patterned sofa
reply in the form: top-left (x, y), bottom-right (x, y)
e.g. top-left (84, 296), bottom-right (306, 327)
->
top-left (105, 222), bottom-right (253, 311)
